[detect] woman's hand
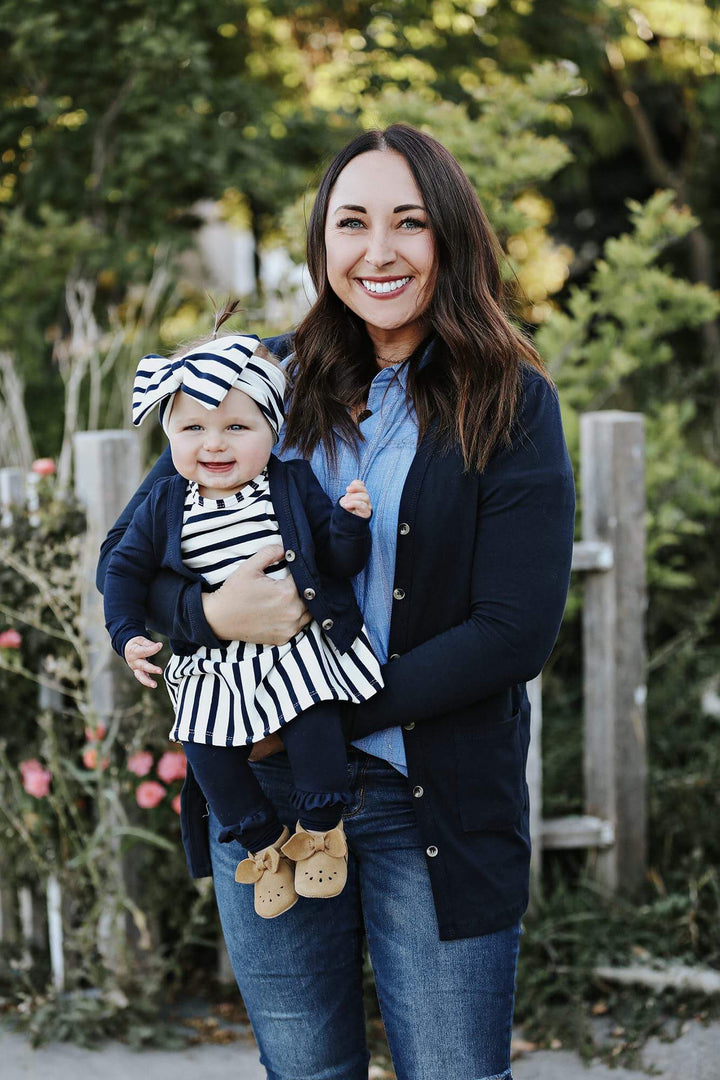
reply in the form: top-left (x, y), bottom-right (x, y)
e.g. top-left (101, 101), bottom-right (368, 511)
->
top-left (201, 546), bottom-right (312, 644)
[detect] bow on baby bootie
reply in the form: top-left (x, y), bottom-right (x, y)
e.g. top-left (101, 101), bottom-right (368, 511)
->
top-left (235, 825), bottom-right (298, 918)
top-left (281, 820), bottom-right (348, 899)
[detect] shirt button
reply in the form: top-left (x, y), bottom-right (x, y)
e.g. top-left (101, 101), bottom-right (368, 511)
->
top-left (285, 549), bottom-right (296, 562)
top-left (389, 653), bottom-right (400, 661)
top-left (303, 587), bottom-right (316, 600)
top-left (403, 722), bottom-right (415, 731)
top-left (399, 522), bottom-right (410, 535)
top-left (413, 785), bottom-right (424, 798)
top-left (321, 618), bottom-right (334, 631)
top-left (426, 845), bottom-right (438, 858)
top-left (393, 587), bottom-right (405, 600)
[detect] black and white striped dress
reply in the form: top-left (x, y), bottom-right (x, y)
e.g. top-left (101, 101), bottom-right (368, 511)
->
top-left (164, 471), bottom-right (383, 747)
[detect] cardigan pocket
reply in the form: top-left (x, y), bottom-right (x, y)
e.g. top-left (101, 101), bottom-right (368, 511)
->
top-left (453, 710), bottom-right (524, 831)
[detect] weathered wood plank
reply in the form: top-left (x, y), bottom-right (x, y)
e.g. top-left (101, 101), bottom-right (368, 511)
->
top-left (571, 540), bottom-right (614, 573)
top-left (74, 431), bottom-right (141, 724)
top-left (595, 964), bottom-right (720, 995)
top-left (526, 675), bottom-right (543, 898)
top-left (581, 411), bottom-right (647, 894)
top-left (541, 814), bottom-right (615, 849)
top-left (0, 466), bottom-right (26, 527)
top-left (74, 431), bottom-right (142, 977)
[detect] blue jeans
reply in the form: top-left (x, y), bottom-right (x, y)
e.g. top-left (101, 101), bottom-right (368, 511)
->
top-left (210, 748), bottom-right (520, 1080)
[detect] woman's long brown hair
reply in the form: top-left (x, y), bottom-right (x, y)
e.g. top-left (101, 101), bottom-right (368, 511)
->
top-left (282, 124), bottom-right (549, 473)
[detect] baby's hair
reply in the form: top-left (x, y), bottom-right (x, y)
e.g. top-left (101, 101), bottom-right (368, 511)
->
top-left (168, 296), bottom-right (279, 367)
top-left (210, 295), bottom-right (241, 338)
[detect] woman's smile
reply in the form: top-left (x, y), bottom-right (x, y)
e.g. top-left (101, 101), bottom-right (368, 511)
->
top-left (356, 275), bottom-right (413, 298)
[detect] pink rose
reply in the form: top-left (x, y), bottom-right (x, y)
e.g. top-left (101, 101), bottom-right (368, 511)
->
top-left (31, 458), bottom-right (56, 476)
top-left (127, 751), bottom-right (154, 777)
top-left (84, 723), bottom-right (107, 742)
top-left (136, 781), bottom-right (166, 809)
top-left (0, 628), bottom-right (22, 649)
top-left (171, 794), bottom-right (182, 815)
top-left (20, 759), bottom-right (44, 779)
top-left (82, 747), bottom-right (109, 771)
top-left (156, 751), bottom-right (187, 784)
top-left (20, 759), bottom-right (51, 798)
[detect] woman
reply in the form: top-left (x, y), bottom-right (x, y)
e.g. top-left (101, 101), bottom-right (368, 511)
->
top-left (98, 124), bottom-right (575, 1080)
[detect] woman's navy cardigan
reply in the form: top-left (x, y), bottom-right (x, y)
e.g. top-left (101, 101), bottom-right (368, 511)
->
top-left (97, 335), bottom-right (576, 941)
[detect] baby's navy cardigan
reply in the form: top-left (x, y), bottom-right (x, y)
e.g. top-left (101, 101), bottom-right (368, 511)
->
top-left (97, 337), bottom-right (576, 941)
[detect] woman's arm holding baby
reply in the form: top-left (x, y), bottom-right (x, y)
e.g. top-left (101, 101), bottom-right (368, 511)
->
top-left (97, 448), bottom-right (311, 647)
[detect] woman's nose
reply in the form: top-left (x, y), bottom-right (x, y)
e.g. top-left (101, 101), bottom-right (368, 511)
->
top-left (364, 228), bottom-right (395, 268)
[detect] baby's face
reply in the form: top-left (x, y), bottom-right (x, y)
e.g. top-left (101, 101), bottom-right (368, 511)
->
top-left (167, 387), bottom-right (275, 498)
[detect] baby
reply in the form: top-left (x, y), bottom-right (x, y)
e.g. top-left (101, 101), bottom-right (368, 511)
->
top-left (103, 325), bottom-right (383, 918)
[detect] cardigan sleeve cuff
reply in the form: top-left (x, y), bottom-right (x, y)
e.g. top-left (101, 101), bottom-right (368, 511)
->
top-left (331, 501), bottom-right (372, 536)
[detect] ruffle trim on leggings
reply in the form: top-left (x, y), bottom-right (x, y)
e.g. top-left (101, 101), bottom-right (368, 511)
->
top-left (289, 788), bottom-right (355, 813)
top-left (217, 802), bottom-right (277, 845)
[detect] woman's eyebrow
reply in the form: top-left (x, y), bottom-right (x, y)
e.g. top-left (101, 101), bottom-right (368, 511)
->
top-left (332, 203), bottom-right (426, 213)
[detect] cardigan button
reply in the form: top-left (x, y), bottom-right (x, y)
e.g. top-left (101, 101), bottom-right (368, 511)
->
top-left (389, 653), bottom-right (400, 661)
top-left (321, 618), bottom-right (334, 631)
top-left (303, 587), bottom-right (316, 600)
top-left (426, 845), bottom-right (438, 858)
top-left (393, 587), bottom-right (405, 601)
top-left (285, 549), bottom-right (296, 562)
top-left (412, 785), bottom-right (424, 798)
top-left (403, 722), bottom-right (415, 731)
top-left (399, 522), bottom-right (410, 535)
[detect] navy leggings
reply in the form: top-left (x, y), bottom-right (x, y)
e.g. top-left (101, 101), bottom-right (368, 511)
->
top-left (182, 701), bottom-right (352, 853)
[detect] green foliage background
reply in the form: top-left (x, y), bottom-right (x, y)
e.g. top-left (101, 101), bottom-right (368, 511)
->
top-left (1, 0), bottom-right (719, 1062)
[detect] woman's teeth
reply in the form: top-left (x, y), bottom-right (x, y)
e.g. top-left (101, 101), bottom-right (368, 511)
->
top-left (360, 277), bottom-right (411, 294)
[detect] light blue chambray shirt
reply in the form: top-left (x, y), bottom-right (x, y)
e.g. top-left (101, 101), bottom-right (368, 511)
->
top-left (278, 359), bottom-right (419, 776)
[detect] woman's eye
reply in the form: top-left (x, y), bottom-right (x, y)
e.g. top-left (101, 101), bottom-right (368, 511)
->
top-left (399, 217), bottom-right (427, 230)
top-left (337, 217), bottom-right (365, 229)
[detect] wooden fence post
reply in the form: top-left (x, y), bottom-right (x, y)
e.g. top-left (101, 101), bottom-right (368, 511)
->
top-left (0, 466), bottom-right (26, 527)
top-left (581, 411), bottom-right (647, 894)
top-left (0, 467), bottom-right (26, 947)
top-left (39, 666), bottom-right (66, 988)
top-left (73, 432), bottom-right (141, 723)
top-left (526, 675), bottom-right (543, 899)
top-left (73, 431), bottom-right (141, 974)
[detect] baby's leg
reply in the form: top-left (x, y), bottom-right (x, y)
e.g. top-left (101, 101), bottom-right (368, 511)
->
top-left (182, 742), bottom-right (283, 854)
top-left (279, 702), bottom-right (353, 832)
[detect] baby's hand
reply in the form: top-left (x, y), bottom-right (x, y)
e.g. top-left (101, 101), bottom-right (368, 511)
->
top-left (339, 479), bottom-right (372, 519)
top-left (124, 636), bottom-right (163, 688)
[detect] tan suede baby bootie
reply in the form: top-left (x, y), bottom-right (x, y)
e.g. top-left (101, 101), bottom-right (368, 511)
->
top-left (281, 819), bottom-right (348, 899)
top-left (234, 825), bottom-right (298, 918)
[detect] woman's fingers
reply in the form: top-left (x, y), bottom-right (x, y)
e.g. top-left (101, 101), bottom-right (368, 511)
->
top-left (247, 545), bottom-right (287, 572)
top-left (202, 553), bottom-right (309, 645)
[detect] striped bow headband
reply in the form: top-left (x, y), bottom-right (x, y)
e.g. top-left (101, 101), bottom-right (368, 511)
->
top-left (131, 335), bottom-right (286, 442)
